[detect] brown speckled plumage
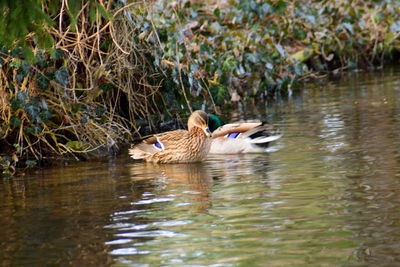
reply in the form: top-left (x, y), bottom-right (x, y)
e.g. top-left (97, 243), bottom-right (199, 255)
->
top-left (129, 110), bottom-right (211, 163)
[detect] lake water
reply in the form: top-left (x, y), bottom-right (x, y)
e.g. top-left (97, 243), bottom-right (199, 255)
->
top-left (2, 67), bottom-right (400, 266)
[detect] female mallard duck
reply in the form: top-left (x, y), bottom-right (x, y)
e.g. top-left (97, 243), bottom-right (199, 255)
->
top-left (129, 110), bottom-right (212, 163)
top-left (208, 114), bottom-right (281, 154)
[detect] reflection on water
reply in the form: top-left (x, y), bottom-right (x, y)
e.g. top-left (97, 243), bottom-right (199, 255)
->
top-left (2, 67), bottom-right (400, 265)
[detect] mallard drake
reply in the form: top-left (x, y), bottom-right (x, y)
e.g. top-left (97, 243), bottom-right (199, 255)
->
top-left (208, 114), bottom-right (281, 154)
top-left (129, 110), bottom-right (212, 163)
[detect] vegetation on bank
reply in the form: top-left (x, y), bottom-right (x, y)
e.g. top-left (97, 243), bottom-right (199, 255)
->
top-left (1, 0), bottom-right (400, 176)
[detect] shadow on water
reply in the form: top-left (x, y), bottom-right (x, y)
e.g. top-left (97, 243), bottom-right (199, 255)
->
top-left (2, 67), bottom-right (400, 266)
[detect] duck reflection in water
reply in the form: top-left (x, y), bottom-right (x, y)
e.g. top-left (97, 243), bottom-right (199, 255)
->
top-left (128, 153), bottom-right (274, 214)
top-left (129, 162), bottom-right (213, 213)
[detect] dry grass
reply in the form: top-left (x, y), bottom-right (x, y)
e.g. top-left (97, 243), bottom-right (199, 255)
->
top-left (0, 1), bottom-right (169, 173)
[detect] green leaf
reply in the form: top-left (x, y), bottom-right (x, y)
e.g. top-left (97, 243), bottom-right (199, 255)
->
top-left (200, 44), bottom-right (212, 54)
top-left (305, 15), bottom-right (316, 24)
top-left (390, 21), bottom-right (400, 32)
top-left (25, 160), bottom-right (37, 168)
top-left (294, 29), bottom-right (307, 40)
top-left (209, 22), bottom-right (222, 34)
top-left (51, 49), bottom-right (64, 60)
top-left (89, 2), bottom-right (97, 23)
top-left (65, 141), bottom-right (90, 152)
top-left (48, 1), bottom-right (60, 16)
top-left (294, 63), bottom-right (304, 76)
top-left (22, 48), bottom-right (35, 62)
top-left (99, 83), bottom-right (114, 91)
top-left (342, 22), bottom-right (354, 34)
top-left (245, 53), bottom-right (258, 64)
top-left (10, 59), bottom-right (21, 69)
top-left (10, 117), bottom-right (22, 128)
top-left (95, 2), bottom-right (113, 21)
top-left (35, 31), bottom-right (54, 49)
top-left (290, 49), bottom-right (314, 62)
top-left (35, 51), bottom-right (48, 68)
top-left (13, 143), bottom-right (22, 153)
top-left (11, 98), bottom-right (21, 110)
top-left (67, 0), bottom-right (81, 31)
top-left (37, 74), bottom-right (49, 90)
top-left (222, 57), bottom-right (236, 72)
top-left (0, 156), bottom-right (11, 168)
top-left (24, 127), bottom-right (34, 134)
top-left (41, 110), bottom-right (52, 122)
top-left (55, 67), bottom-right (69, 87)
top-left (259, 3), bottom-right (271, 16)
top-left (214, 8), bottom-right (221, 18)
top-left (39, 99), bottom-right (52, 122)
top-left (275, 44), bottom-right (285, 58)
top-left (24, 126), bottom-right (43, 135)
top-left (272, 0), bottom-right (286, 13)
top-left (11, 47), bottom-right (23, 58)
top-left (24, 104), bottom-right (42, 123)
top-left (39, 99), bottom-right (48, 110)
top-left (95, 107), bottom-right (106, 118)
top-left (384, 32), bottom-right (396, 46)
top-left (81, 113), bottom-right (89, 123)
top-left (17, 90), bottom-right (28, 102)
top-left (210, 85), bottom-right (228, 105)
top-left (16, 60), bottom-right (31, 82)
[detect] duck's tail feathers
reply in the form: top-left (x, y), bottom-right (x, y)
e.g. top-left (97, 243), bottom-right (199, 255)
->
top-left (250, 134), bottom-right (282, 144)
top-left (239, 125), bottom-right (272, 139)
top-left (129, 147), bottom-right (149, 160)
top-left (129, 135), bottom-right (164, 160)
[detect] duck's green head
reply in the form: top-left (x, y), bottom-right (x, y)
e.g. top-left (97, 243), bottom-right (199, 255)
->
top-left (207, 114), bottom-right (224, 132)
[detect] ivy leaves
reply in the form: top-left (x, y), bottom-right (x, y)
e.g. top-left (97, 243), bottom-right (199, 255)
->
top-left (10, 91), bottom-right (52, 127)
top-left (54, 68), bottom-right (69, 87)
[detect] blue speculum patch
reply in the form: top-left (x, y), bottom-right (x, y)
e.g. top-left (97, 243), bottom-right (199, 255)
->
top-left (154, 141), bottom-right (163, 149)
top-left (227, 132), bottom-right (240, 138)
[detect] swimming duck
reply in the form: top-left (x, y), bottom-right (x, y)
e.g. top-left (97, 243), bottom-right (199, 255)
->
top-left (208, 114), bottom-right (281, 154)
top-left (129, 110), bottom-right (212, 163)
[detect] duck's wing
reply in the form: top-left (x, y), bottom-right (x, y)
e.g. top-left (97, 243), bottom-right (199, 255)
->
top-left (211, 122), bottom-right (263, 138)
top-left (129, 130), bottom-right (187, 159)
top-left (212, 122), bottom-right (276, 140)
top-left (210, 122), bottom-right (281, 154)
top-left (129, 136), bottom-right (160, 159)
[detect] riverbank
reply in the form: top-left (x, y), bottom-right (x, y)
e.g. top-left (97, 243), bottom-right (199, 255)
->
top-left (1, 0), bottom-right (400, 176)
